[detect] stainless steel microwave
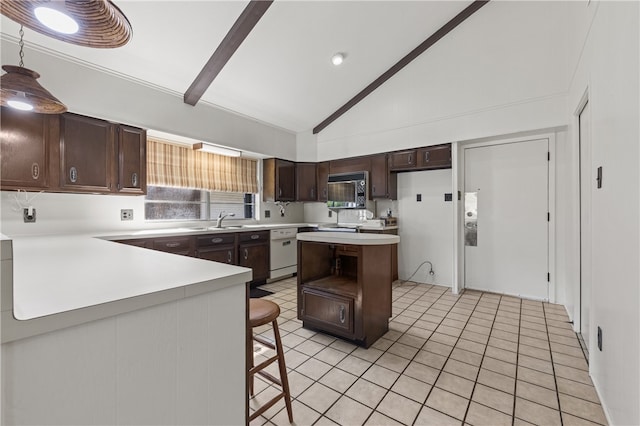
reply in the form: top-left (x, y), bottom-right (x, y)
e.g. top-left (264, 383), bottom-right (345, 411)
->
top-left (327, 171), bottom-right (368, 209)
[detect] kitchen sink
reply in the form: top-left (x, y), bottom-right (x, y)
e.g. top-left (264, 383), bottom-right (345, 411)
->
top-left (208, 226), bottom-right (242, 230)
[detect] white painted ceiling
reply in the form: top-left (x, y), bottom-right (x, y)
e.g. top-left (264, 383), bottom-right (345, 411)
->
top-left (1, 1), bottom-right (472, 134)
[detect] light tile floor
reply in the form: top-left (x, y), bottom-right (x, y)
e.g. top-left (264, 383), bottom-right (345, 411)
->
top-left (249, 278), bottom-right (607, 426)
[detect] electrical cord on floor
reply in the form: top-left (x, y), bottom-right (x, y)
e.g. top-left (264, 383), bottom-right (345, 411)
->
top-left (398, 260), bottom-right (435, 287)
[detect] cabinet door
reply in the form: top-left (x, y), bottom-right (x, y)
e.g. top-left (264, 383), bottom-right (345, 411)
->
top-left (239, 243), bottom-right (270, 283)
top-left (316, 161), bottom-right (329, 202)
top-left (115, 238), bottom-right (153, 248)
top-left (369, 154), bottom-right (389, 198)
top-left (329, 156), bottom-right (371, 175)
top-left (197, 246), bottom-right (236, 264)
top-left (118, 125), bottom-right (146, 194)
top-left (0, 107), bottom-right (57, 190)
top-left (296, 162), bottom-right (317, 201)
top-left (60, 113), bottom-right (115, 192)
top-left (276, 159), bottom-right (296, 201)
top-left (389, 150), bottom-right (417, 170)
top-left (418, 144), bottom-right (452, 169)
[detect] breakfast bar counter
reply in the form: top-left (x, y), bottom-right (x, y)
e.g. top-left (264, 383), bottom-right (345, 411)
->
top-left (1, 234), bottom-right (250, 425)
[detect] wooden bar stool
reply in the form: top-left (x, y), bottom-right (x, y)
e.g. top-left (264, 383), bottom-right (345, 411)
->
top-left (248, 299), bottom-right (293, 423)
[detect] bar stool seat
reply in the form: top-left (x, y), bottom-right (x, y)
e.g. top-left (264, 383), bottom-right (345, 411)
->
top-left (248, 299), bottom-right (293, 423)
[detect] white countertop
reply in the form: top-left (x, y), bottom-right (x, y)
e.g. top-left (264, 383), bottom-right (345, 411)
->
top-left (297, 231), bottom-right (400, 245)
top-left (9, 235), bottom-right (251, 321)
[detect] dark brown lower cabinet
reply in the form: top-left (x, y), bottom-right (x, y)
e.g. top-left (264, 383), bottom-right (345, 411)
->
top-left (297, 240), bottom-right (393, 348)
top-left (238, 230), bottom-right (270, 285)
top-left (359, 228), bottom-right (399, 281)
top-left (195, 233), bottom-right (237, 264)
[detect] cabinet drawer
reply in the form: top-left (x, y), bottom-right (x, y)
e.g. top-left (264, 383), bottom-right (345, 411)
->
top-left (239, 231), bottom-right (269, 243)
top-left (196, 233), bottom-right (236, 247)
top-left (301, 288), bottom-right (354, 335)
top-left (152, 236), bottom-right (193, 256)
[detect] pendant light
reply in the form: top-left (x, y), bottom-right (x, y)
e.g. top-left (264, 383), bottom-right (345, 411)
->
top-left (0, 25), bottom-right (67, 114)
top-left (1, 0), bottom-right (132, 48)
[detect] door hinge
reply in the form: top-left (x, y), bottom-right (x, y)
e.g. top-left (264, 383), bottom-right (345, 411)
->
top-left (547, 152), bottom-right (550, 161)
top-left (547, 273), bottom-right (550, 282)
top-left (547, 212), bottom-right (550, 222)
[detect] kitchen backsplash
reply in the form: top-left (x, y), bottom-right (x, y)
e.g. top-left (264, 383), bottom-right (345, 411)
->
top-left (0, 191), bottom-right (307, 237)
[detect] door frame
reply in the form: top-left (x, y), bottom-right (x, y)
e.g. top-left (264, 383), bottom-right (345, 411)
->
top-left (455, 133), bottom-right (556, 302)
top-left (575, 88), bottom-right (590, 336)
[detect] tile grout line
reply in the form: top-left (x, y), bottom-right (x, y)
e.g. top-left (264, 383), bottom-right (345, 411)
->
top-left (460, 292), bottom-right (504, 425)
top-left (510, 296), bottom-right (523, 426)
top-left (542, 302), bottom-right (565, 426)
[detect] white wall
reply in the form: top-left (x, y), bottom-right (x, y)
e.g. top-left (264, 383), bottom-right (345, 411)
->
top-left (397, 170), bottom-right (453, 286)
top-left (0, 39), bottom-right (297, 161)
top-left (563, 2), bottom-right (639, 425)
top-left (315, 1), bottom-right (570, 161)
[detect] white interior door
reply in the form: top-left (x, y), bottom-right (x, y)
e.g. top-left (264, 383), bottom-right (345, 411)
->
top-left (464, 139), bottom-right (549, 300)
top-left (579, 101), bottom-right (592, 349)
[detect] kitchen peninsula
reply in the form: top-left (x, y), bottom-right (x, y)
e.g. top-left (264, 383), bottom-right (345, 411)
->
top-left (296, 232), bottom-right (400, 348)
top-left (1, 234), bottom-right (251, 425)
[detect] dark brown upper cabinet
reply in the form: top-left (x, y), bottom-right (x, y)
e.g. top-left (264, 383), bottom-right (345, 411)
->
top-left (329, 156), bottom-right (371, 175)
top-left (417, 144), bottom-right (452, 170)
top-left (295, 162), bottom-right (317, 202)
top-left (1, 107), bottom-right (59, 191)
top-left (369, 153), bottom-right (397, 200)
top-left (316, 161), bottom-right (329, 202)
top-left (60, 113), bottom-right (115, 193)
top-left (263, 158), bottom-right (296, 202)
top-left (117, 124), bottom-right (146, 194)
top-left (389, 150), bottom-right (417, 171)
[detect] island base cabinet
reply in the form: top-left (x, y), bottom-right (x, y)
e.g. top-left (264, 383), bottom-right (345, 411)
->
top-left (301, 288), bottom-right (354, 336)
top-left (297, 240), bottom-right (393, 348)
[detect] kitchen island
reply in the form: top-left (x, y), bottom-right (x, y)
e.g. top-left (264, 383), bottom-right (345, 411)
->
top-left (1, 234), bottom-right (251, 425)
top-left (296, 232), bottom-right (400, 348)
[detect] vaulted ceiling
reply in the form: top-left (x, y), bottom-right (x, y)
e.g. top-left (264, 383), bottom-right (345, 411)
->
top-left (0, 1), bottom-right (475, 134)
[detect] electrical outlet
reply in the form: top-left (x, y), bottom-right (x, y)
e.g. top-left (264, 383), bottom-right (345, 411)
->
top-left (328, 210), bottom-right (332, 218)
top-left (120, 209), bottom-right (134, 221)
top-left (416, 194), bottom-right (422, 202)
top-left (264, 210), bottom-right (271, 218)
top-left (23, 208), bottom-right (36, 223)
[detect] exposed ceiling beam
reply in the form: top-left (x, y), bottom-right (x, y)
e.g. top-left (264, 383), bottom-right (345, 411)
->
top-left (313, 0), bottom-right (490, 135)
top-left (184, 0), bottom-right (273, 106)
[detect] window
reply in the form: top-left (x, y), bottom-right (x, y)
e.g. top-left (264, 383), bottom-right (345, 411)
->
top-left (144, 138), bottom-right (259, 221)
top-left (145, 186), bottom-right (255, 221)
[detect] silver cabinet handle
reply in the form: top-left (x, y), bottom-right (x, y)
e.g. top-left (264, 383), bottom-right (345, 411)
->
top-left (250, 234), bottom-right (259, 240)
top-left (132, 172), bottom-right (139, 187)
top-left (166, 242), bottom-right (181, 248)
top-left (278, 187), bottom-right (282, 197)
top-left (244, 248), bottom-right (248, 260)
top-left (323, 188), bottom-right (327, 196)
top-left (425, 151), bottom-right (430, 162)
top-left (69, 166), bottom-right (78, 183)
top-left (211, 238), bottom-right (223, 243)
top-left (31, 162), bottom-right (40, 180)
top-left (339, 305), bottom-right (346, 324)
top-left (227, 250), bottom-right (232, 263)
top-left (408, 154), bottom-right (412, 165)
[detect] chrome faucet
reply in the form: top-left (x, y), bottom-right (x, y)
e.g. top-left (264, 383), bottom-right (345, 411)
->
top-left (215, 211), bottom-right (235, 228)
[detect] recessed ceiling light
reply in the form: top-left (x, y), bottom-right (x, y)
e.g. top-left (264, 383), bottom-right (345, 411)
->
top-left (331, 53), bottom-right (345, 66)
top-left (34, 7), bottom-right (79, 35)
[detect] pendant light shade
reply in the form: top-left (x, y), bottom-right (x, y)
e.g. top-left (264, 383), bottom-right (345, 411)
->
top-left (1, 0), bottom-right (132, 48)
top-left (1, 65), bottom-right (67, 114)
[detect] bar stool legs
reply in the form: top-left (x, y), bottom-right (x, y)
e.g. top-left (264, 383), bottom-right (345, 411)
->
top-left (248, 299), bottom-right (293, 423)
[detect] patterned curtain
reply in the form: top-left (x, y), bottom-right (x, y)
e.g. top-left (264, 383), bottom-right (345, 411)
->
top-left (147, 139), bottom-right (258, 193)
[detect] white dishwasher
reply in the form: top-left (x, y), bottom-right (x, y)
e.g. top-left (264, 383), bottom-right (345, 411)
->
top-left (269, 228), bottom-right (298, 281)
